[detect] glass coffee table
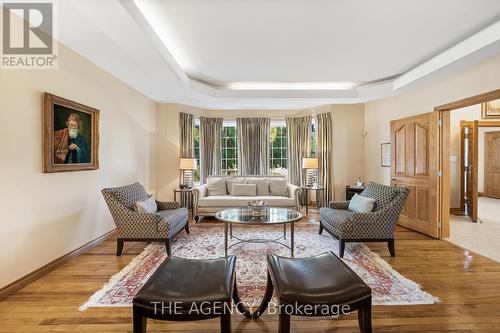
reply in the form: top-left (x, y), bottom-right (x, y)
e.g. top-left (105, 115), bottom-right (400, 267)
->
top-left (215, 207), bottom-right (303, 257)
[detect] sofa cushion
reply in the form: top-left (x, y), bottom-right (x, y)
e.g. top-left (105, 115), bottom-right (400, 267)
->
top-left (269, 178), bottom-right (288, 196)
top-left (348, 194), bottom-right (375, 213)
top-left (135, 196), bottom-right (158, 214)
top-left (246, 177), bottom-right (270, 195)
top-left (225, 177), bottom-right (245, 195)
top-left (198, 195), bottom-right (295, 207)
top-left (231, 183), bottom-right (257, 196)
top-left (207, 177), bottom-right (227, 196)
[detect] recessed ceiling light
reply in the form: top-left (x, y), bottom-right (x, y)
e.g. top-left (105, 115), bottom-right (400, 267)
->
top-left (224, 82), bottom-right (358, 90)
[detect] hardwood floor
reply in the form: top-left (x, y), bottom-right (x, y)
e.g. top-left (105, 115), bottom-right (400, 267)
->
top-left (1, 209), bottom-right (500, 332)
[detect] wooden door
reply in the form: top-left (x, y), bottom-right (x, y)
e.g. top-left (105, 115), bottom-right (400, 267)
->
top-left (460, 121), bottom-right (479, 222)
top-left (467, 121), bottom-right (479, 222)
top-left (485, 131), bottom-right (500, 198)
top-left (391, 112), bottom-right (440, 237)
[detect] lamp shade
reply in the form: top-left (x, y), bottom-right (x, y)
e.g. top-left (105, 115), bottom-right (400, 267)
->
top-left (179, 158), bottom-right (197, 170)
top-left (302, 157), bottom-right (318, 169)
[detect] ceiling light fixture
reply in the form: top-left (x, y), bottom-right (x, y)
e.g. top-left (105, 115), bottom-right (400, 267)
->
top-left (224, 82), bottom-right (358, 90)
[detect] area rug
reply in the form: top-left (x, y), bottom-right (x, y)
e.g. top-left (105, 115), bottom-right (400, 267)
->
top-left (80, 223), bottom-right (439, 311)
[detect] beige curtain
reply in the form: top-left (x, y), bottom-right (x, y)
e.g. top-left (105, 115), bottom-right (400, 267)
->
top-left (179, 112), bottom-right (194, 158)
top-left (286, 116), bottom-right (311, 186)
top-left (200, 117), bottom-right (223, 184)
top-left (237, 118), bottom-right (270, 175)
top-left (316, 112), bottom-right (334, 207)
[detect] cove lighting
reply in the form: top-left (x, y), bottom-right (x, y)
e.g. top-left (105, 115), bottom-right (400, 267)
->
top-left (224, 82), bottom-right (358, 90)
top-left (133, 0), bottom-right (192, 72)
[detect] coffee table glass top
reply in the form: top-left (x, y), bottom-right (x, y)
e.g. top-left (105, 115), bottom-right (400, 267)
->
top-left (216, 207), bottom-right (302, 225)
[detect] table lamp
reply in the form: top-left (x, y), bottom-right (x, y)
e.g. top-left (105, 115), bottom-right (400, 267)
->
top-left (302, 157), bottom-right (318, 187)
top-left (179, 158), bottom-right (197, 188)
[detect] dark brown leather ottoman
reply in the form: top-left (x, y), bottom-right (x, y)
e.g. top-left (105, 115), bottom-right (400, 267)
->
top-left (133, 256), bottom-right (236, 333)
top-left (253, 252), bottom-right (372, 333)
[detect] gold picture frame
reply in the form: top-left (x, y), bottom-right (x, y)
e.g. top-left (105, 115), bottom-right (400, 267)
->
top-left (481, 100), bottom-right (500, 119)
top-left (43, 93), bottom-right (100, 173)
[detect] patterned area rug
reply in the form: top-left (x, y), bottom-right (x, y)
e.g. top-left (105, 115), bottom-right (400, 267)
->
top-left (80, 223), bottom-right (438, 311)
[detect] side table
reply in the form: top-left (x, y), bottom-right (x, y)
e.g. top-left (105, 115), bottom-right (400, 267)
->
top-left (301, 185), bottom-right (325, 214)
top-left (173, 188), bottom-right (193, 219)
top-left (346, 185), bottom-right (365, 200)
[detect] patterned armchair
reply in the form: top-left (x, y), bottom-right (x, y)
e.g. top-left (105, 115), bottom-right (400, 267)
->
top-left (319, 182), bottom-right (409, 258)
top-left (102, 182), bottom-right (189, 256)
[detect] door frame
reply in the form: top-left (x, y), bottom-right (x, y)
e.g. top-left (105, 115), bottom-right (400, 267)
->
top-left (434, 88), bottom-right (500, 238)
top-left (458, 121), bottom-right (500, 216)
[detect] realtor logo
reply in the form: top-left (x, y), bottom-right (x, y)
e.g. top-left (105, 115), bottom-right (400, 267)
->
top-left (1, 1), bottom-right (58, 69)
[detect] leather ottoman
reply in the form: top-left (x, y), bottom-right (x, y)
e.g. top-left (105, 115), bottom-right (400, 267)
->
top-left (133, 256), bottom-right (236, 333)
top-left (254, 252), bottom-right (372, 333)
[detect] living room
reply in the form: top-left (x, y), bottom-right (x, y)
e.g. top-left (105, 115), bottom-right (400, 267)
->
top-left (1, 1), bottom-right (500, 332)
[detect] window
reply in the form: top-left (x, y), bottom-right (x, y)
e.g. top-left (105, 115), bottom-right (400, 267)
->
top-left (193, 119), bottom-right (200, 183)
top-left (310, 118), bottom-right (317, 157)
top-left (222, 121), bottom-right (238, 175)
top-left (270, 121), bottom-right (287, 176)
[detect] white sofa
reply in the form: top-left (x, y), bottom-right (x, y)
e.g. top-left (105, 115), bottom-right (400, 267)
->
top-left (192, 175), bottom-right (301, 221)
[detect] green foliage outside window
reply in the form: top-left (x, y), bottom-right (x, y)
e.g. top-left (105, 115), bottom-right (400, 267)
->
top-left (222, 125), bottom-right (238, 175)
top-left (270, 124), bottom-right (287, 176)
top-left (193, 124), bottom-right (200, 182)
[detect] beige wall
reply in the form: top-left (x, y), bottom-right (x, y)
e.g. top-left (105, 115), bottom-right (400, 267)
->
top-left (155, 103), bottom-right (365, 201)
top-left (0, 44), bottom-right (157, 288)
top-left (364, 53), bottom-right (500, 186)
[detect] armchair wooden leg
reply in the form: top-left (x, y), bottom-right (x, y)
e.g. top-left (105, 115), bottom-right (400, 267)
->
top-left (185, 221), bottom-right (190, 234)
top-left (388, 239), bottom-right (395, 257)
top-left (116, 239), bottom-right (124, 256)
top-left (165, 238), bottom-right (171, 256)
top-left (339, 240), bottom-right (346, 258)
top-left (319, 222), bottom-right (324, 235)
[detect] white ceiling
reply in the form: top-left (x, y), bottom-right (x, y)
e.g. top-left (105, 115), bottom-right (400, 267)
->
top-left (57, 0), bottom-right (500, 109)
top-left (135, 0), bottom-right (500, 86)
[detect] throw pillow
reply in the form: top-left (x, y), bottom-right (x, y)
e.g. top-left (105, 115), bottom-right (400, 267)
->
top-left (225, 177), bottom-right (245, 195)
top-left (207, 177), bottom-right (227, 196)
top-left (269, 178), bottom-right (288, 196)
top-left (231, 183), bottom-right (257, 196)
top-left (246, 177), bottom-right (270, 195)
top-left (348, 194), bottom-right (376, 213)
top-left (135, 196), bottom-right (158, 214)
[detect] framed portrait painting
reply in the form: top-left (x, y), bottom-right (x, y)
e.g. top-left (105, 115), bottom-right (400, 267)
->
top-left (481, 100), bottom-right (500, 119)
top-left (43, 93), bottom-right (99, 172)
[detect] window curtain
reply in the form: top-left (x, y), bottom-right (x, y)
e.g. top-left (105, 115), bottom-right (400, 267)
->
top-left (316, 112), bottom-right (334, 207)
top-left (286, 116), bottom-right (312, 187)
top-left (237, 117), bottom-right (270, 175)
top-left (200, 117), bottom-right (223, 184)
top-left (179, 112), bottom-right (194, 158)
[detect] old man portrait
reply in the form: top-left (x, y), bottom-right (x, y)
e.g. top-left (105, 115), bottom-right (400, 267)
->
top-left (53, 112), bottom-right (90, 164)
